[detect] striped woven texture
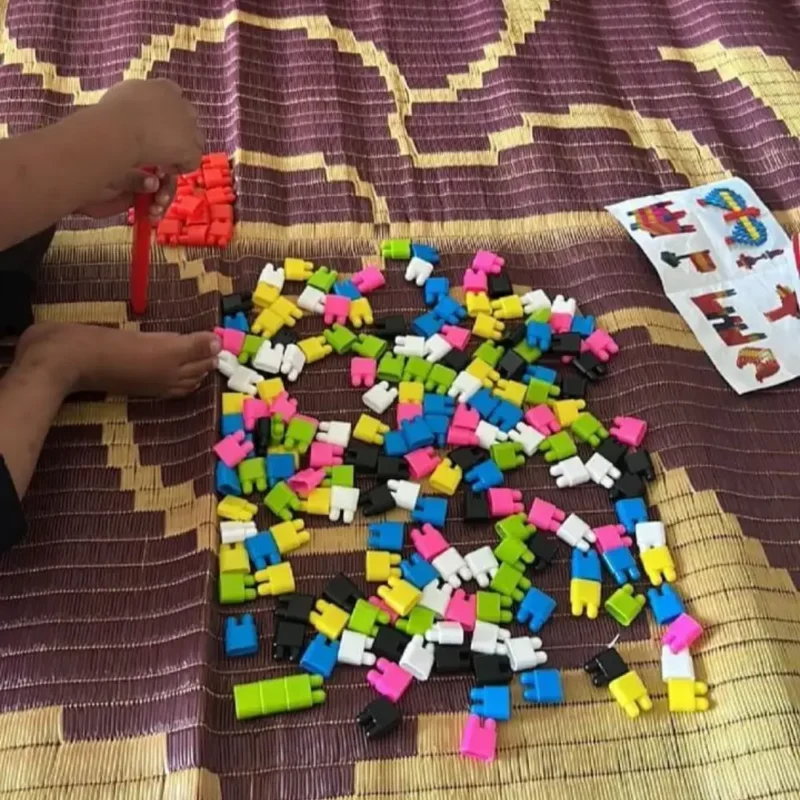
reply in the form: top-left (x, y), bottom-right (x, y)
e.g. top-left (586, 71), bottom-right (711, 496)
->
top-left (1, 0), bottom-right (800, 797)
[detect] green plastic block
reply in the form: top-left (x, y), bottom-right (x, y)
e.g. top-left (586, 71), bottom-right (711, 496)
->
top-left (493, 537), bottom-right (535, 572)
top-left (425, 364), bottom-right (456, 394)
top-left (323, 324), bottom-right (357, 354)
top-left (513, 340), bottom-right (542, 364)
top-left (570, 412), bottom-right (609, 448)
top-left (526, 307), bottom-right (551, 324)
top-left (476, 590), bottom-right (513, 623)
top-left (473, 340), bottom-right (505, 368)
top-left (284, 416), bottom-right (318, 454)
top-left (233, 674), bottom-right (326, 720)
top-left (348, 598), bottom-right (390, 636)
top-left (352, 333), bottom-right (388, 360)
top-left (490, 441), bottom-right (525, 471)
top-left (495, 513), bottom-right (536, 541)
top-left (325, 465), bottom-right (354, 488)
top-left (264, 481), bottom-right (300, 521)
top-left (378, 352), bottom-right (406, 383)
top-left (237, 457), bottom-right (268, 494)
top-left (238, 334), bottom-right (264, 364)
top-left (489, 562), bottom-right (531, 602)
top-left (395, 606), bottom-right (435, 636)
top-left (539, 431), bottom-right (576, 463)
top-left (307, 266), bottom-right (338, 292)
top-left (604, 584), bottom-right (646, 627)
top-left (381, 238), bottom-right (412, 259)
top-left (219, 573), bottom-right (257, 604)
top-left (403, 356), bottom-right (433, 383)
top-left (270, 413), bottom-right (286, 445)
top-left (525, 378), bottom-right (561, 406)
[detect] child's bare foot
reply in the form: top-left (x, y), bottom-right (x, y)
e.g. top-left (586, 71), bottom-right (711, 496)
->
top-left (15, 322), bottom-right (219, 398)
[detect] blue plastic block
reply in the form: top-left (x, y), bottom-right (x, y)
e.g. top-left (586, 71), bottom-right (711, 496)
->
top-left (488, 400), bottom-right (523, 432)
top-left (244, 532), bottom-right (281, 571)
top-left (647, 585), bottom-right (685, 626)
top-left (400, 553), bottom-right (439, 589)
top-left (465, 460), bottom-right (504, 492)
top-left (526, 321), bottom-right (552, 350)
top-left (412, 243), bottom-right (440, 264)
top-left (469, 685), bottom-right (511, 721)
top-left (570, 314), bottom-right (595, 338)
top-left (524, 365), bottom-right (558, 385)
top-left (468, 388), bottom-right (499, 419)
top-left (223, 312), bottom-right (249, 332)
top-left (516, 587), bottom-right (556, 633)
top-left (267, 453), bottom-right (296, 488)
top-left (220, 413), bottom-right (245, 436)
top-left (423, 393), bottom-right (455, 418)
top-left (571, 549), bottom-right (602, 582)
top-left (602, 546), bottom-right (641, 585)
top-left (367, 522), bottom-right (405, 552)
top-left (300, 633), bottom-right (339, 678)
top-left (424, 277), bottom-right (450, 307)
top-left (383, 430), bottom-right (412, 457)
top-left (432, 296), bottom-right (467, 324)
top-left (411, 497), bottom-right (448, 528)
top-left (215, 462), bottom-right (242, 497)
top-left (614, 498), bottom-right (649, 533)
top-left (411, 311), bottom-right (445, 338)
top-left (224, 615), bottom-right (258, 658)
top-left (400, 417), bottom-right (435, 450)
top-left (423, 414), bottom-right (448, 448)
top-left (520, 668), bottom-right (563, 704)
top-left (333, 280), bottom-right (362, 300)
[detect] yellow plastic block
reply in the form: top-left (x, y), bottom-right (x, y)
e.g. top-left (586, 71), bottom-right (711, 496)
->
top-left (255, 562), bottom-right (295, 596)
top-left (349, 297), bottom-right (374, 328)
top-left (219, 542), bottom-right (250, 574)
top-left (570, 578), bottom-right (601, 619)
top-left (353, 414), bottom-right (390, 445)
top-left (493, 379), bottom-right (526, 407)
top-left (465, 358), bottom-right (500, 388)
top-left (490, 295), bottom-right (524, 320)
top-left (269, 296), bottom-right (303, 325)
top-left (398, 381), bottom-right (425, 404)
top-left (300, 487), bottom-right (331, 516)
top-left (640, 545), bottom-right (677, 586)
top-left (217, 495), bottom-right (258, 522)
top-left (473, 312), bottom-right (505, 341)
top-left (269, 519), bottom-right (309, 554)
top-left (298, 336), bottom-right (333, 364)
top-left (253, 282), bottom-right (281, 309)
top-left (608, 670), bottom-right (653, 719)
top-left (466, 291), bottom-right (492, 318)
top-left (252, 307), bottom-right (285, 337)
top-left (284, 257), bottom-right (314, 281)
top-left (366, 551), bottom-right (402, 582)
top-left (377, 577), bottom-right (421, 617)
top-left (256, 377), bottom-right (285, 403)
top-left (550, 398), bottom-right (586, 427)
top-left (667, 679), bottom-right (710, 713)
top-left (309, 599), bottom-right (350, 640)
top-left (222, 393), bottom-right (247, 415)
top-left (429, 458), bottom-right (462, 496)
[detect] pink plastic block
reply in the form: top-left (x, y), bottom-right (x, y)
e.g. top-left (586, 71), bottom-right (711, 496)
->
top-left (446, 426), bottom-right (479, 447)
top-left (396, 403), bottom-right (423, 426)
top-left (323, 294), bottom-right (351, 325)
top-left (487, 488), bottom-right (524, 518)
top-left (367, 658), bottom-right (414, 702)
top-left (460, 715), bottom-right (497, 763)
top-left (440, 324), bottom-right (471, 350)
top-left (662, 613), bottom-right (703, 654)
top-left (242, 398), bottom-right (270, 431)
top-left (287, 468), bottom-right (326, 497)
top-left (445, 589), bottom-right (476, 631)
top-left (350, 265), bottom-right (385, 294)
top-left (472, 250), bottom-right (505, 274)
top-left (549, 312), bottom-right (573, 334)
top-left (350, 357), bottom-right (377, 388)
top-left (369, 595), bottom-right (399, 624)
top-left (411, 523), bottom-right (450, 561)
top-left (610, 416), bottom-right (647, 447)
top-left (451, 404), bottom-right (480, 431)
top-left (524, 405), bottom-right (561, 436)
top-left (463, 268), bottom-right (488, 293)
top-left (213, 430), bottom-right (254, 468)
top-left (213, 326), bottom-right (245, 356)
top-left (308, 442), bottom-right (344, 469)
top-left (593, 524), bottom-right (633, 554)
top-left (581, 329), bottom-right (619, 362)
top-left (270, 392), bottom-right (298, 422)
top-left (527, 497), bottom-right (566, 533)
top-left (404, 447), bottom-right (441, 480)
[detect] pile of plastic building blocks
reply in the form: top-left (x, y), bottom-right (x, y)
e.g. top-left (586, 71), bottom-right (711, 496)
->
top-left (213, 242), bottom-right (709, 762)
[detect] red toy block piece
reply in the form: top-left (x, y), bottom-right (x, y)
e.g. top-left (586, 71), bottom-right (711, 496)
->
top-left (178, 224), bottom-right (210, 246)
top-left (206, 186), bottom-right (236, 205)
top-left (210, 204), bottom-right (234, 221)
top-left (156, 218), bottom-right (183, 246)
top-left (173, 194), bottom-right (205, 220)
top-left (202, 152), bottom-right (230, 170)
top-left (187, 197), bottom-right (211, 225)
top-left (202, 168), bottom-right (232, 189)
top-left (207, 219), bottom-right (234, 246)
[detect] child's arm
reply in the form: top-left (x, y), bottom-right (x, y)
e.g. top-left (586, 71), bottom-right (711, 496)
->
top-left (0, 79), bottom-right (203, 251)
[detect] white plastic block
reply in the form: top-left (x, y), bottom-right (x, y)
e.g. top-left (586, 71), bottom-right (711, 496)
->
top-left (218, 351), bottom-right (260, 395)
top-left (448, 371), bottom-right (482, 403)
top-left (393, 335), bottom-right (426, 358)
top-left (506, 636), bottom-right (548, 671)
top-left (329, 486), bottom-right (360, 524)
top-left (509, 422), bottom-right (545, 457)
top-left (362, 381), bottom-right (398, 414)
top-left (220, 521), bottom-right (258, 544)
top-left (338, 630), bottom-right (376, 666)
top-left (661, 645), bottom-right (695, 681)
top-left (636, 521), bottom-right (666, 552)
top-left (316, 420), bottom-right (352, 449)
top-left (431, 547), bottom-right (473, 588)
top-left (424, 334), bottom-right (452, 363)
top-left (405, 257), bottom-right (434, 287)
top-left (556, 513), bottom-right (595, 552)
top-left (258, 262), bottom-right (285, 291)
top-left (550, 455), bottom-right (591, 488)
top-left (464, 546), bottom-right (499, 589)
top-left (387, 479), bottom-right (421, 511)
top-left (471, 620), bottom-right (512, 655)
top-left (520, 289), bottom-right (552, 315)
top-left (585, 452), bottom-right (621, 489)
top-left (551, 294), bottom-right (577, 316)
top-left (425, 621), bottom-right (464, 646)
top-left (297, 285), bottom-right (327, 314)
top-left (475, 420), bottom-right (508, 450)
top-left (399, 634), bottom-right (435, 680)
top-left (417, 580), bottom-right (453, 618)
top-left (252, 341), bottom-right (284, 375)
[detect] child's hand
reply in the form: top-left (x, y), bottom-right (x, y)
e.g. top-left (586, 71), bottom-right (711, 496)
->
top-left (77, 168), bottom-right (176, 220)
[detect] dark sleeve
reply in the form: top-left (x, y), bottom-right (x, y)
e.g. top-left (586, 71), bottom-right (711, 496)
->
top-left (0, 455), bottom-right (26, 552)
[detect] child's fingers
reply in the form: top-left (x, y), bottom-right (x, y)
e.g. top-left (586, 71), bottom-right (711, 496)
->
top-left (122, 169), bottom-right (160, 194)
